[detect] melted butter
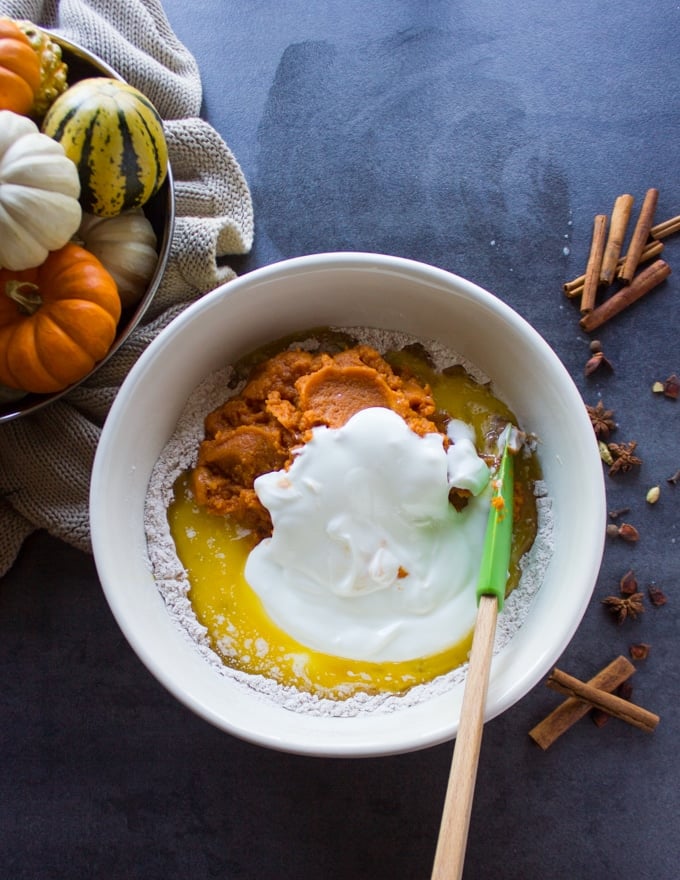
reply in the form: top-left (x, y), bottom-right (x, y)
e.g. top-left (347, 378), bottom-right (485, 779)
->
top-left (167, 338), bottom-right (541, 699)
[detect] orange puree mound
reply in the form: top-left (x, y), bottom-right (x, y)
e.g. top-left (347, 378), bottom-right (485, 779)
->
top-left (192, 344), bottom-right (442, 538)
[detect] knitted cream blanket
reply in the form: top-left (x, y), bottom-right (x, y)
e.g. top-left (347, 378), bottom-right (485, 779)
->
top-left (0, 0), bottom-right (254, 575)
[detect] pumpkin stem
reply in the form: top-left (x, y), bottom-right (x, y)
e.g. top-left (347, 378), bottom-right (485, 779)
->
top-left (5, 280), bottom-right (43, 315)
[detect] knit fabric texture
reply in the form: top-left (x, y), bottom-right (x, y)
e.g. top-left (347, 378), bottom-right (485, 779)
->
top-left (0, 0), bottom-right (254, 576)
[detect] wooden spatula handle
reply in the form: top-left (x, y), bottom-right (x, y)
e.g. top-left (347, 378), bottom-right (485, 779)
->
top-left (431, 594), bottom-right (498, 880)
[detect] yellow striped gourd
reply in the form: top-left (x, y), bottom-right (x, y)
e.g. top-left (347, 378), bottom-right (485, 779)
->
top-left (42, 77), bottom-right (168, 218)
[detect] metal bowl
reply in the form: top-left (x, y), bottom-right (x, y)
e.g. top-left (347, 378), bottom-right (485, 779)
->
top-left (0, 33), bottom-right (175, 423)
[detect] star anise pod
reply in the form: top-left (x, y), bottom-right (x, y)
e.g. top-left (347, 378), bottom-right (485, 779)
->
top-left (607, 440), bottom-right (642, 475)
top-left (602, 592), bottom-right (645, 623)
top-left (586, 400), bottom-right (617, 439)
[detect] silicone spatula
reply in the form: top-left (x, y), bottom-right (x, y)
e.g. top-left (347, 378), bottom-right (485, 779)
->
top-left (431, 432), bottom-right (515, 880)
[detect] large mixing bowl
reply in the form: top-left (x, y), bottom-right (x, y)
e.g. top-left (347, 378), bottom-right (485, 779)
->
top-left (90, 253), bottom-right (606, 757)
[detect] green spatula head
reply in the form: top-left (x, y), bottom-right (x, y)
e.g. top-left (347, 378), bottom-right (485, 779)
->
top-left (475, 427), bottom-right (519, 611)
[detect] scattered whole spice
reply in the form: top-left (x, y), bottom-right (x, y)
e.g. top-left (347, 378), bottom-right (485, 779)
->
top-left (602, 591), bottom-right (645, 623)
top-left (607, 441), bottom-right (642, 475)
top-left (600, 194), bottom-right (635, 286)
top-left (564, 194), bottom-right (679, 304)
top-left (545, 667), bottom-right (659, 733)
top-left (561, 191), bottom-right (674, 752)
top-left (599, 442), bottom-right (614, 466)
top-left (580, 213), bottom-right (608, 314)
top-left (619, 569), bottom-right (638, 595)
top-left (579, 259), bottom-right (672, 333)
top-left (587, 400), bottom-right (617, 439)
top-left (591, 679), bottom-right (637, 728)
top-left (618, 679), bottom-right (634, 701)
top-left (605, 522), bottom-right (639, 542)
top-left (563, 240), bottom-right (663, 299)
top-left (629, 643), bottom-right (651, 660)
top-left (591, 708), bottom-right (611, 728)
top-left (647, 585), bottom-right (667, 607)
top-left (584, 340), bottom-right (613, 376)
top-left (662, 373), bottom-right (680, 399)
top-left (584, 350), bottom-right (613, 376)
top-left (618, 523), bottom-right (640, 542)
top-left (651, 213), bottom-right (680, 239)
top-left (528, 656), bottom-right (636, 749)
top-left (646, 485), bottom-right (660, 504)
top-left (619, 188), bottom-right (659, 284)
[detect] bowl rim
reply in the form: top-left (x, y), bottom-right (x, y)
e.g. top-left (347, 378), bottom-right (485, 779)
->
top-left (0, 32), bottom-right (175, 424)
top-left (91, 251), bottom-right (607, 757)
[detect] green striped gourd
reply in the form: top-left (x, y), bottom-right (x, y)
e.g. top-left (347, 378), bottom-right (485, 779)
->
top-left (42, 77), bottom-right (168, 217)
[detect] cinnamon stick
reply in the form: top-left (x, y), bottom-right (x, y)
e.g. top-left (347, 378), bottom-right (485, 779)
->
top-left (651, 213), bottom-right (680, 240)
top-left (546, 667), bottom-right (659, 733)
top-left (619, 187), bottom-right (659, 283)
top-left (563, 275), bottom-right (585, 297)
top-left (563, 240), bottom-right (663, 298)
top-left (529, 655), bottom-right (635, 750)
top-left (580, 214), bottom-right (608, 313)
top-left (600, 194), bottom-right (634, 285)
top-left (579, 259), bottom-right (671, 332)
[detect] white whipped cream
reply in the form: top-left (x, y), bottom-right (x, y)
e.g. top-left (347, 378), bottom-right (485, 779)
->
top-left (446, 419), bottom-right (491, 495)
top-left (245, 407), bottom-right (491, 662)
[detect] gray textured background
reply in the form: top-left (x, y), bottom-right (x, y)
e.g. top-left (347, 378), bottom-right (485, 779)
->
top-left (1, 1), bottom-right (679, 877)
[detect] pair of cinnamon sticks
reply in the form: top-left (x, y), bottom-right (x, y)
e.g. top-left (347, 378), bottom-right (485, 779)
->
top-left (529, 655), bottom-right (660, 750)
top-left (564, 189), bottom-right (678, 332)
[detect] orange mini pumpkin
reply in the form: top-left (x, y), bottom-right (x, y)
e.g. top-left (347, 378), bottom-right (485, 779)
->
top-left (0, 242), bottom-right (121, 393)
top-left (0, 17), bottom-right (41, 115)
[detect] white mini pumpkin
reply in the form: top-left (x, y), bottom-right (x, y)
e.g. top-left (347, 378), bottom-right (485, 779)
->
top-left (77, 209), bottom-right (158, 309)
top-left (0, 109), bottom-right (81, 271)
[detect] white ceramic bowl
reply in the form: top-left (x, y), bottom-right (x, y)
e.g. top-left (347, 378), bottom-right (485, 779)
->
top-left (90, 253), bottom-right (606, 757)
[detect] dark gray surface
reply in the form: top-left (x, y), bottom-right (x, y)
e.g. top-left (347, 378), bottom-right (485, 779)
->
top-left (1, 1), bottom-right (679, 877)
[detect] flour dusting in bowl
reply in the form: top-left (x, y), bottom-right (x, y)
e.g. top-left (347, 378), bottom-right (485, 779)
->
top-left (144, 326), bottom-right (554, 717)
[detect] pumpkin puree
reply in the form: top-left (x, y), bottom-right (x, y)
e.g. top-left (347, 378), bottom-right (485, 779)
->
top-left (192, 345), bottom-right (443, 538)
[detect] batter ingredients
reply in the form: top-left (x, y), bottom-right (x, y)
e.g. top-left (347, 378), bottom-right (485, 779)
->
top-left (161, 332), bottom-right (542, 700)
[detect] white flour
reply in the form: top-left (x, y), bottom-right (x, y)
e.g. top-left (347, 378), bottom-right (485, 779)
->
top-left (144, 328), bottom-right (554, 717)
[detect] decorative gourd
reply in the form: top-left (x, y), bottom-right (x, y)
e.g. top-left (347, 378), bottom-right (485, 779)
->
top-left (78, 209), bottom-right (158, 309)
top-left (0, 242), bottom-right (121, 393)
top-left (42, 77), bottom-right (168, 218)
top-left (0, 17), bottom-right (41, 115)
top-left (0, 109), bottom-right (82, 271)
top-left (16, 19), bottom-right (68, 116)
